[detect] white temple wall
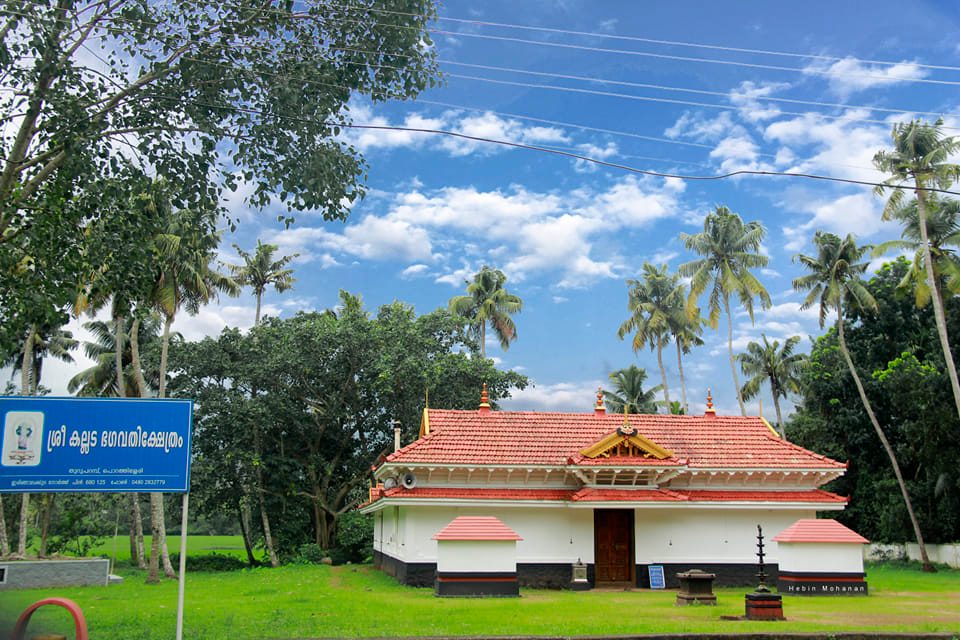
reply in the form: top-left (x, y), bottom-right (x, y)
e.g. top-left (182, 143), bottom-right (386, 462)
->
top-left (778, 542), bottom-right (865, 573)
top-left (436, 540), bottom-right (517, 573)
top-left (633, 508), bottom-right (816, 564)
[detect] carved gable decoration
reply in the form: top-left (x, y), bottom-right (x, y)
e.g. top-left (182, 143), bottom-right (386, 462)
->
top-left (581, 427), bottom-right (673, 460)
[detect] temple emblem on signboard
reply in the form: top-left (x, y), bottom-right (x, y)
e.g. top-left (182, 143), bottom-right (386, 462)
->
top-left (1, 411), bottom-right (44, 466)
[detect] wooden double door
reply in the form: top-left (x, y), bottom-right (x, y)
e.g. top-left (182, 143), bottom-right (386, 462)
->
top-left (594, 509), bottom-right (634, 584)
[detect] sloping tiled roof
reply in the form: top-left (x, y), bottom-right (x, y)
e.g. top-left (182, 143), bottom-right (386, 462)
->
top-left (385, 409), bottom-right (844, 469)
top-left (367, 486), bottom-right (847, 505)
top-left (773, 518), bottom-right (869, 543)
top-left (433, 516), bottom-right (522, 541)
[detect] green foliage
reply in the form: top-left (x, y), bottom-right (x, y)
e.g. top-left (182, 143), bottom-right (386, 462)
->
top-left (448, 266), bottom-right (523, 357)
top-left (603, 365), bottom-right (661, 414)
top-left (168, 297), bottom-right (527, 559)
top-left (292, 543), bottom-right (327, 565)
top-left (789, 258), bottom-right (960, 543)
top-left (0, 0), bottom-right (440, 355)
top-left (168, 552), bottom-right (247, 572)
top-left (334, 512), bottom-right (374, 564)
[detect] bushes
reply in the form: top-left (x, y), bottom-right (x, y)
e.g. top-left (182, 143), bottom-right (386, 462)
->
top-left (168, 552), bottom-right (247, 572)
top-left (334, 512), bottom-right (372, 563)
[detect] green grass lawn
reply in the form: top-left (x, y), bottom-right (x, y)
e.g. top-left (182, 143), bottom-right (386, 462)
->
top-left (82, 534), bottom-right (254, 565)
top-left (2, 561), bottom-right (959, 639)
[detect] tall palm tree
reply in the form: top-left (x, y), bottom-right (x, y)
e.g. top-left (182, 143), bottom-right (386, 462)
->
top-left (874, 119), bottom-right (960, 421)
top-left (603, 365), bottom-right (661, 414)
top-left (229, 240), bottom-right (298, 326)
top-left (680, 206), bottom-right (771, 415)
top-left (618, 264), bottom-right (684, 409)
top-left (737, 334), bottom-right (806, 438)
top-left (67, 317), bottom-right (163, 397)
top-left (670, 286), bottom-right (704, 415)
top-left (873, 196), bottom-right (960, 310)
top-left (448, 266), bottom-right (522, 358)
top-left (793, 231), bottom-right (933, 571)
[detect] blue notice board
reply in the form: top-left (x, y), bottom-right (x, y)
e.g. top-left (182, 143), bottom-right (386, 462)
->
top-left (648, 565), bottom-right (666, 589)
top-left (0, 396), bottom-right (192, 493)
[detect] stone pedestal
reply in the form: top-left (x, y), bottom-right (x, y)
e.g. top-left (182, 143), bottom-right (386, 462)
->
top-left (675, 569), bottom-right (717, 605)
top-left (745, 591), bottom-right (784, 620)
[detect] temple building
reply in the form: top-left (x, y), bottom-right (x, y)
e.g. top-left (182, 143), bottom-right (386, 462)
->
top-left (360, 387), bottom-right (848, 589)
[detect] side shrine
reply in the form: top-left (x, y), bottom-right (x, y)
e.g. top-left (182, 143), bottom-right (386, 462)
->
top-left (360, 388), bottom-right (849, 590)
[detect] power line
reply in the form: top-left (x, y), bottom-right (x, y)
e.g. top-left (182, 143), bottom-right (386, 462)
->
top-left (311, 1), bottom-right (960, 74)
top-left (144, 94), bottom-right (960, 197)
top-left (431, 30), bottom-right (960, 88)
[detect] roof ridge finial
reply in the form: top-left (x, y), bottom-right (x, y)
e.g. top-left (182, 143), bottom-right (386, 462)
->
top-left (705, 388), bottom-right (716, 417)
top-left (479, 382), bottom-right (491, 414)
top-left (594, 387), bottom-right (606, 414)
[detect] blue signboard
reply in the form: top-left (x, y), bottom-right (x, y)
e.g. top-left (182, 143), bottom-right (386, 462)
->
top-left (0, 396), bottom-right (192, 493)
top-left (648, 565), bottom-right (666, 589)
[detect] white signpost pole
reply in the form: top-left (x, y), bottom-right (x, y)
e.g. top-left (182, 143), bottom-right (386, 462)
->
top-left (175, 493), bottom-right (189, 640)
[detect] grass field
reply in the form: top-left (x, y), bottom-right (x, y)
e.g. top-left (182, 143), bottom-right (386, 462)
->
top-left (84, 534), bottom-right (254, 565)
top-left (2, 557), bottom-right (959, 639)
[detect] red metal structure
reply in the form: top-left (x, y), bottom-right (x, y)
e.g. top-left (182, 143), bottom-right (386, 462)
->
top-left (11, 597), bottom-right (88, 640)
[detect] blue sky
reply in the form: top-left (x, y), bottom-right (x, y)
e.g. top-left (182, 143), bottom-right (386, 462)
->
top-left (37, 0), bottom-right (960, 417)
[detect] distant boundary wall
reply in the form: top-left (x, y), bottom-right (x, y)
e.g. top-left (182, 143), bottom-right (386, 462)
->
top-left (0, 558), bottom-right (110, 590)
top-left (865, 543), bottom-right (960, 568)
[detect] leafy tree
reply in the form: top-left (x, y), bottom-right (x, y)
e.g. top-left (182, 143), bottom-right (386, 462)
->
top-left (448, 266), bottom-right (522, 358)
top-left (169, 298), bottom-right (527, 556)
top-left (680, 206), bottom-right (771, 415)
top-left (790, 257), bottom-right (960, 547)
top-left (229, 240), bottom-right (298, 326)
top-left (603, 365), bottom-right (661, 414)
top-left (618, 264), bottom-right (684, 409)
top-left (737, 334), bottom-right (805, 438)
top-left (0, 0), bottom-right (440, 357)
top-left (794, 233), bottom-right (933, 570)
top-left (874, 120), bottom-right (960, 421)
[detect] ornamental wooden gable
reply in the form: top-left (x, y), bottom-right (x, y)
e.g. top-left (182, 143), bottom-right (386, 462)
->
top-left (580, 426), bottom-right (673, 460)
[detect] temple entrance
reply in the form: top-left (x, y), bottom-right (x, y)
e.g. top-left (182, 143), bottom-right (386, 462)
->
top-left (594, 509), bottom-right (634, 586)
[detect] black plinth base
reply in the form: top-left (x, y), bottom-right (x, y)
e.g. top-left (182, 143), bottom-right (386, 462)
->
top-left (745, 591), bottom-right (784, 620)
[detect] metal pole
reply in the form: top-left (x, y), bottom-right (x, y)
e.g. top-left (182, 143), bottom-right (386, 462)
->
top-left (175, 493), bottom-right (189, 640)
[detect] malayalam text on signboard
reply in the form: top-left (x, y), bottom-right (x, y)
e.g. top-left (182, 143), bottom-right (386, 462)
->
top-left (0, 396), bottom-right (192, 493)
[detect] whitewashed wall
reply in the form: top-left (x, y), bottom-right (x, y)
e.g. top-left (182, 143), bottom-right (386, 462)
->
top-left (865, 543), bottom-right (960, 568)
top-left (634, 508), bottom-right (816, 564)
top-left (437, 540), bottom-right (517, 573)
top-left (375, 504), bottom-right (817, 565)
top-left (778, 542), bottom-right (865, 573)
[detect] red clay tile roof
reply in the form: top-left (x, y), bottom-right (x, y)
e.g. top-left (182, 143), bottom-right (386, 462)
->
top-left (773, 518), bottom-right (869, 543)
top-left (432, 516), bottom-right (522, 541)
top-left (386, 409), bottom-right (844, 469)
top-left (367, 486), bottom-right (846, 505)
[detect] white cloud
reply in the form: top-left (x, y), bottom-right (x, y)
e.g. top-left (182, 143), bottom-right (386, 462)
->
top-left (401, 264), bottom-right (430, 279)
top-left (438, 112), bottom-right (569, 157)
top-left (269, 216), bottom-right (433, 263)
top-left (729, 81), bottom-right (790, 122)
top-left (500, 380), bottom-right (604, 412)
top-left (782, 192), bottom-right (891, 251)
top-left (805, 57), bottom-right (928, 97)
top-left (552, 296), bottom-right (569, 304)
top-left (574, 141), bottom-right (618, 173)
top-left (664, 111), bottom-right (738, 142)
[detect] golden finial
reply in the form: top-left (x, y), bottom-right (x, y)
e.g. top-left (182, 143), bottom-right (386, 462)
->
top-left (479, 382), bottom-right (491, 413)
top-left (705, 388), bottom-right (716, 416)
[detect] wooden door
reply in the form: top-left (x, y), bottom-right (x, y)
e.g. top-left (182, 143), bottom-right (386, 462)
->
top-left (594, 509), bottom-right (634, 584)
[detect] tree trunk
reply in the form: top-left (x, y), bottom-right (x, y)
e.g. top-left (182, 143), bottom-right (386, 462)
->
top-left (675, 341), bottom-right (689, 414)
top-left (158, 314), bottom-right (172, 398)
top-left (771, 389), bottom-right (786, 439)
top-left (254, 290), bottom-right (263, 326)
top-left (724, 297), bottom-right (746, 415)
top-left (157, 494), bottom-right (176, 578)
top-left (129, 499), bottom-right (139, 567)
top-left (38, 494), bottom-right (54, 557)
top-left (656, 342), bottom-right (671, 411)
top-left (836, 304), bottom-right (934, 572)
top-left (256, 453), bottom-right (279, 567)
top-left (129, 316), bottom-right (149, 398)
top-left (17, 494), bottom-right (29, 557)
top-left (115, 313), bottom-right (126, 397)
top-left (237, 504), bottom-right (257, 566)
top-left (915, 186), bottom-right (960, 422)
top-left (147, 492), bottom-right (161, 583)
top-left (131, 494), bottom-right (146, 569)
top-left (479, 321), bottom-right (486, 359)
top-left (0, 495), bottom-right (9, 556)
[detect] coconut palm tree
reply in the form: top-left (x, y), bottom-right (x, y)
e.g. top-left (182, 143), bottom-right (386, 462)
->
top-left (873, 196), bottom-right (960, 310)
top-left (618, 264), bottom-right (684, 409)
top-left (680, 206), bottom-right (771, 415)
top-left (448, 266), bottom-right (522, 358)
top-left (603, 365), bottom-right (662, 414)
top-left (229, 240), bottom-right (298, 326)
top-left (793, 231), bottom-right (933, 571)
top-left (67, 317), bottom-right (163, 397)
top-left (737, 334), bottom-right (806, 438)
top-left (670, 285), bottom-right (704, 415)
top-left (874, 119), bottom-right (960, 421)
